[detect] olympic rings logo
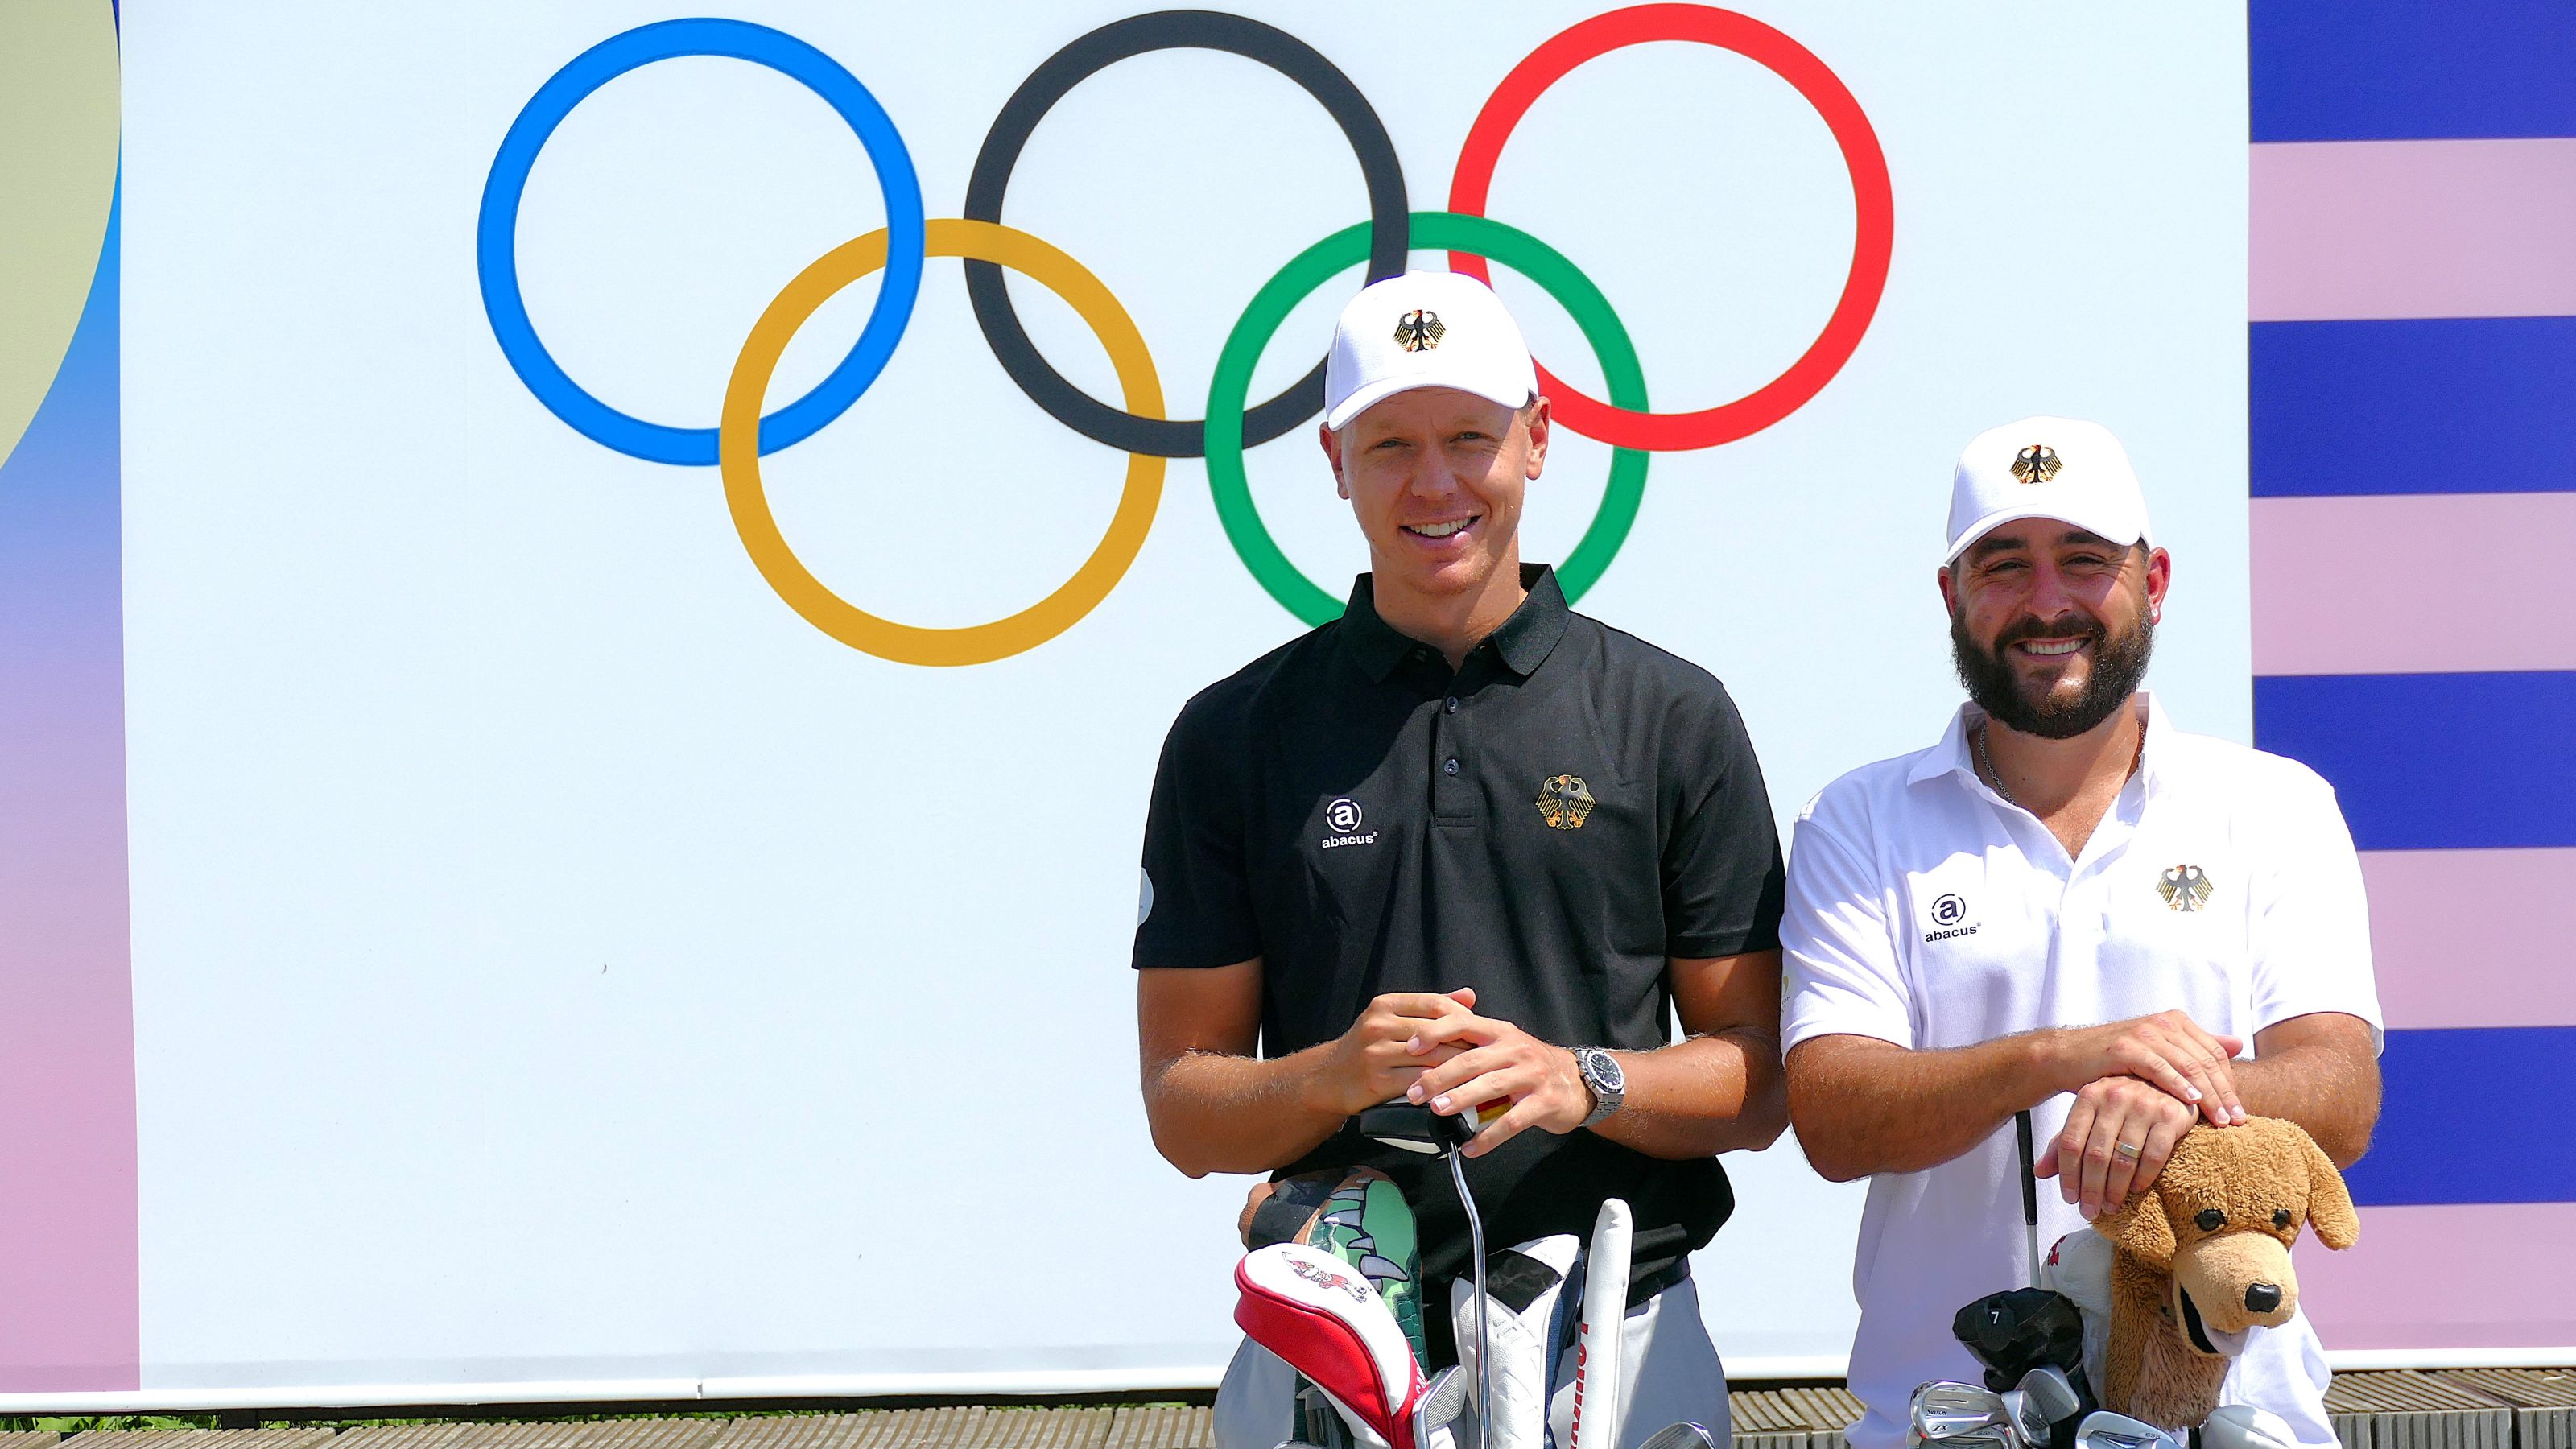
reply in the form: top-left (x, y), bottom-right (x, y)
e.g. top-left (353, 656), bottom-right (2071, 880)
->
top-left (477, 6), bottom-right (1893, 667)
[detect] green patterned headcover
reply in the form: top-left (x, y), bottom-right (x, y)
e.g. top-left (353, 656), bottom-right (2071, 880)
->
top-left (1310, 1171), bottom-right (1426, 1370)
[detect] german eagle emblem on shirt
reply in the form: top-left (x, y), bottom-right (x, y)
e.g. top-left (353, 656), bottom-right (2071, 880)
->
top-left (1537, 774), bottom-right (1596, 830)
top-left (1394, 308), bottom-right (1445, 353)
top-left (2157, 864), bottom-right (2214, 912)
top-left (2012, 444), bottom-right (2062, 484)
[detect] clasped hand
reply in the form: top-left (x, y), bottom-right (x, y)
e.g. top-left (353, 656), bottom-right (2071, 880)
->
top-left (1323, 987), bottom-right (1591, 1158)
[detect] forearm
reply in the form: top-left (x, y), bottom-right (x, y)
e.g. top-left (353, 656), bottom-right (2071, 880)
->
top-left (1592, 1028), bottom-right (1786, 1159)
top-left (1786, 1031), bottom-right (2068, 1181)
top-left (2235, 1042), bottom-right (2380, 1166)
top-left (1143, 1043), bottom-right (1350, 1179)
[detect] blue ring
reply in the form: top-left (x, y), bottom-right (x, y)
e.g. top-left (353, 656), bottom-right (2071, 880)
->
top-left (476, 18), bottom-right (926, 466)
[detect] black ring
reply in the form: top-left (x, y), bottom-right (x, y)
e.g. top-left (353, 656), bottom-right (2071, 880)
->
top-left (963, 10), bottom-right (1410, 458)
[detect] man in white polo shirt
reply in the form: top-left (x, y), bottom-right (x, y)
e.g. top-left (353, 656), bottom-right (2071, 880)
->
top-left (1779, 417), bottom-right (2383, 1449)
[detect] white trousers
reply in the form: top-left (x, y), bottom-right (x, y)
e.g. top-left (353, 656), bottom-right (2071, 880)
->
top-left (1213, 1275), bottom-right (1729, 1449)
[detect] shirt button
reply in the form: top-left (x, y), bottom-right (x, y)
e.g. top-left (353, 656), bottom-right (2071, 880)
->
top-left (1443, 757), bottom-right (1460, 777)
top-left (1444, 696), bottom-right (1459, 713)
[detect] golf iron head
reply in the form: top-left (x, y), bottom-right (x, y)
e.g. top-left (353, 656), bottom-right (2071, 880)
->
top-left (1636, 1425), bottom-right (1721, 1449)
top-left (1913, 1381), bottom-right (2016, 1447)
top-left (2016, 1365), bottom-right (2085, 1426)
top-left (2198, 1405), bottom-right (2301, 1449)
top-left (2013, 1364), bottom-right (2091, 1449)
top-left (2074, 1412), bottom-right (2186, 1449)
top-left (1926, 1430), bottom-right (2018, 1449)
top-left (1410, 1365), bottom-right (1469, 1449)
top-left (2000, 1391), bottom-right (2048, 1449)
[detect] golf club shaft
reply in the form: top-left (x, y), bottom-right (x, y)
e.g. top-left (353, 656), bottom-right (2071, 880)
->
top-left (2015, 1110), bottom-right (2041, 1287)
top-left (1450, 1146), bottom-right (1488, 1447)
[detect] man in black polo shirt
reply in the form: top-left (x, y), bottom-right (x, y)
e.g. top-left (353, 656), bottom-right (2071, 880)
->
top-left (1135, 271), bottom-right (1786, 1447)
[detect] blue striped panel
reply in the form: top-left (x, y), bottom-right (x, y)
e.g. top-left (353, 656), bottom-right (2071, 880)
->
top-left (2252, 672), bottom-right (2576, 850)
top-left (2252, 318), bottom-right (2576, 497)
top-left (2252, 2), bottom-right (2576, 142)
top-left (2346, 1026), bottom-right (2576, 1205)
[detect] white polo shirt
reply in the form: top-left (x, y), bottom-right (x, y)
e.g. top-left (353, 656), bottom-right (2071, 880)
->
top-left (1781, 693), bottom-right (2383, 1449)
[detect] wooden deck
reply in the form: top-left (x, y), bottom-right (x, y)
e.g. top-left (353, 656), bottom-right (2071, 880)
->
top-left (6, 1372), bottom-right (2571, 1449)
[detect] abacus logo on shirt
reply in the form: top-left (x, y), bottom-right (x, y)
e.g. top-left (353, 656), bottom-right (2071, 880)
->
top-left (1924, 891), bottom-right (1978, 943)
top-left (1321, 797), bottom-right (1377, 849)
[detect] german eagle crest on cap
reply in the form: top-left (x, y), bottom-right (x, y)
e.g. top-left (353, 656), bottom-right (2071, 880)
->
top-left (2011, 444), bottom-right (2062, 484)
top-left (1394, 308), bottom-right (1445, 353)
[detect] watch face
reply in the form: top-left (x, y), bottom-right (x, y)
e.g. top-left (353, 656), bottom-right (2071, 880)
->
top-left (1587, 1049), bottom-right (1624, 1093)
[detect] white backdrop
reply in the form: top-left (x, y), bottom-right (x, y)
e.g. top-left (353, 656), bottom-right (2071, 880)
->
top-left (117, 0), bottom-right (2247, 1401)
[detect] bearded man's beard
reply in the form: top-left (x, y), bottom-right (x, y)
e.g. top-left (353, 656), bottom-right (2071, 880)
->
top-left (1951, 606), bottom-right (2155, 739)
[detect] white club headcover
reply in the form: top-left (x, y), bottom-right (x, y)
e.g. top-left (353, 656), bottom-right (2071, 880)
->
top-left (2041, 1228), bottom-right (2116, 1319)
top-left (2042, 1228), bottom-right (2117, 1389)
top-left (2201, 1406), bottom-right (2301, 1449)
top-left (1236, 1244), bottom-right (1427, 1449)
top-left (1563, 1199), bottom-right (1633, 1449)
top-left (1449, 1233), bottom-right (1581, 1449)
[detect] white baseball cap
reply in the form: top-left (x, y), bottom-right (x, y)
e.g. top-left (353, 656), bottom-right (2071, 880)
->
top-left (1323, 270), bottom-right (1538, 430)
top-left (1942, 415), bottom-right (2155, 567)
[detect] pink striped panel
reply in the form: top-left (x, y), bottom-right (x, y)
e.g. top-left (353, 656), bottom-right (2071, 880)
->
top-left (2252, 138), bottom-right (2576, 321)
top-left (2297, 1203), bottom-right (2576, 1348)
top-left (2362, 848), bottom-right (2576, 1030)
top-left (2251, 493), bottom-right (2576, 675)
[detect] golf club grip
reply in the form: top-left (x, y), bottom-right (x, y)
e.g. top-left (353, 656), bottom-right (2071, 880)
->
top-left (2015, 1111), bottom-right (2038, 1224)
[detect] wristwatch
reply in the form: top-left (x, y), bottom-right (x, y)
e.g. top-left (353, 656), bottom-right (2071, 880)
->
top-left (1575, 1046), bottom-right (1626, 1128)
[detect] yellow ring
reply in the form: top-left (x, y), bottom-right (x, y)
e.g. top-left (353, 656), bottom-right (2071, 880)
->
top-left (719, 218), bottom-right (1166, 667)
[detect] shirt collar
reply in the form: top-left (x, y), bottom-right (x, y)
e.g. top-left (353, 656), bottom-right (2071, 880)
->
top-left (1905, 705), bottom-right (1981, 788)
top-left (1340, 564), bottom-right (1571, 683)
top-left (2136, 690), bottom-right (2177, 792)
top-left (1908, 691), bottom-right (2174, 795)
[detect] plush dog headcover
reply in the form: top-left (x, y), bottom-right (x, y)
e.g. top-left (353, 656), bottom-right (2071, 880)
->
top-left (2089, 1117), bottom-right (2359, 1431)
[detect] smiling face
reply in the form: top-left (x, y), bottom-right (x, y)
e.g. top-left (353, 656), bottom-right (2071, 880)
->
top-left (1320, 386), bottom-right (1547, 607)
top-left (1938, 519), bottom-right (2171, 738)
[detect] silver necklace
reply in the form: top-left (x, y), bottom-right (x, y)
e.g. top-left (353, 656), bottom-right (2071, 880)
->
top-left (1975, 720), bottom-right (2144, 808)
top-left (1975, 722), bottom-right (2019, 806)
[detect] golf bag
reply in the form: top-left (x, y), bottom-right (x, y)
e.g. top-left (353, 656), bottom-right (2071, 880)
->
top-left (1225, 1200), bottom-right (1724, 1449)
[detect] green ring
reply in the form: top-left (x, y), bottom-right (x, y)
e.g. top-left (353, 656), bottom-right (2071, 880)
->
top-left (1206, 210), bottom-right (1650, 625)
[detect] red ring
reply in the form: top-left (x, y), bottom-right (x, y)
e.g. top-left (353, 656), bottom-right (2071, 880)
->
top-left (1447, 4), bottom-right (1895, 452)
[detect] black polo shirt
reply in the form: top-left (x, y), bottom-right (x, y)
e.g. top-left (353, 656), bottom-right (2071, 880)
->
top-left (1133, 565), bottom-right (1785, 1353)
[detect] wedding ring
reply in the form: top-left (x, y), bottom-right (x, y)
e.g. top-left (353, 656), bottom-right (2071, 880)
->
top-left (2113, 1141), bottom-right (2144, 1159)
